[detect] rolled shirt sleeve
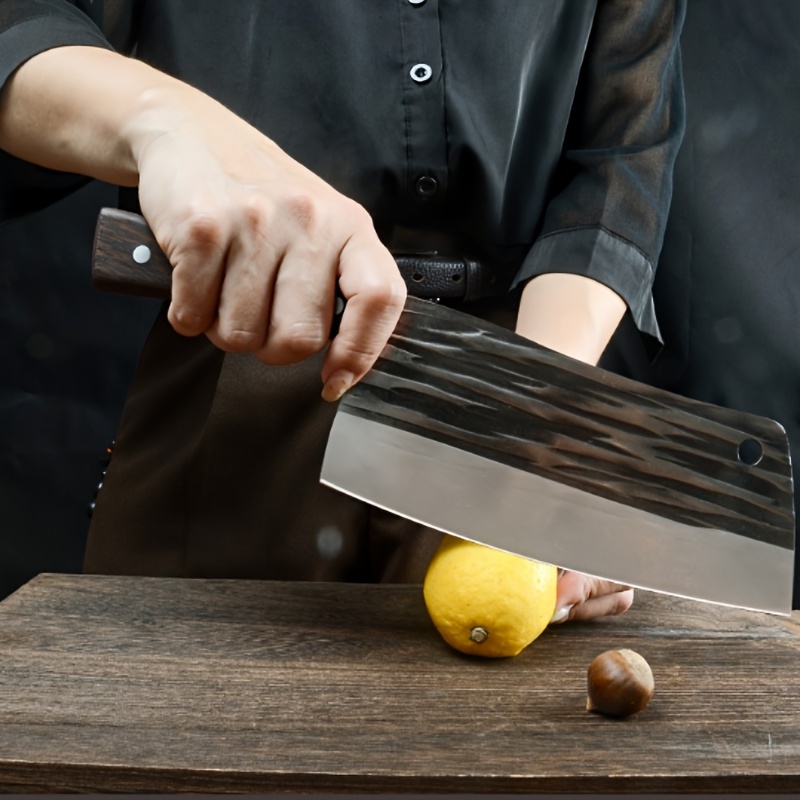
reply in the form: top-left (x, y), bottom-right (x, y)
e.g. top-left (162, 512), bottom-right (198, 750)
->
top-left (513, 0), bottom-right (687, 345)
top-left (0, 0), bottom-right (114, 222)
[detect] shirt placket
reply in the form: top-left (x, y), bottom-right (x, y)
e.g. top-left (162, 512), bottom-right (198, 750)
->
top-left (399, 0), bottom-right (447, 213)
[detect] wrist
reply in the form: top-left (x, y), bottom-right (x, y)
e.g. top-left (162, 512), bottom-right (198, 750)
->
top-left (118, 75), bottom-right (203, 177)
top-left (515, 273), bottom-right (626, 365)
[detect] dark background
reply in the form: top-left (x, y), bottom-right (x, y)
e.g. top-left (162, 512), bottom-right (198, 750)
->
top-left (2, 0), bottom-right (799, 602)
top-left (0, 181), bottom-right (158, 598)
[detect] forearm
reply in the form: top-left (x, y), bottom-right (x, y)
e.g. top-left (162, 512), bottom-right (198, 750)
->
top-left (0, 46), bottom-right (208, 186)
top-left (0, 43), bottom-right (405, 393)
top-left (515, 273), bottom-right (626, 365)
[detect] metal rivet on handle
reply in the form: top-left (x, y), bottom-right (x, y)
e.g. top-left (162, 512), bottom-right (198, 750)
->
top-left (132, 245), bottom-right (152, 264)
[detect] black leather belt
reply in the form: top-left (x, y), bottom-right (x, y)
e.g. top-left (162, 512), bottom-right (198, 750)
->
top-left (394, 255), bottom-right (500, 302)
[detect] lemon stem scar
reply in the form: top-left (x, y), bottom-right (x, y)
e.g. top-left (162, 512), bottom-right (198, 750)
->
top-left (470, 626), bottom-right (489, 643)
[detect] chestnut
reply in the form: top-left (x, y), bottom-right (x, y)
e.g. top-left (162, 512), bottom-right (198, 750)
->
top-left (586, 648), bottom-right (654, 718)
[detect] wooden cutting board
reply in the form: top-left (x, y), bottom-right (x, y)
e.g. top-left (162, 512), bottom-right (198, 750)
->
top-left (0, 573), bottom-right (798, 792)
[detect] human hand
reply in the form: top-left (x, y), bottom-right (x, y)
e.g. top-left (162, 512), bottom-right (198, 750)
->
top-left (0, 48), bottom-right (405, 400)
top-left (130, 84), bottom-right (406, 401)
top-left (550, 570), bottom-right (634, 624)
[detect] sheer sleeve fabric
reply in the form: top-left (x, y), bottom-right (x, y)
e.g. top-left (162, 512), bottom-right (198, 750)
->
top-left (513, 0), bottom-right (686, 344)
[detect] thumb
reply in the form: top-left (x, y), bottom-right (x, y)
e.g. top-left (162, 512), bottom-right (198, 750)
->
top-left (321, 236), bottom-right (406, 401)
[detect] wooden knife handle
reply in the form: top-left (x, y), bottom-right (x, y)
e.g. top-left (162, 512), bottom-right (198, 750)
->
top-left (92, 207), bottom-right (483, 304)
top-left (92, 208), bottom-right (173, 299)
top-left (92, 207), bottom-right (348, 335)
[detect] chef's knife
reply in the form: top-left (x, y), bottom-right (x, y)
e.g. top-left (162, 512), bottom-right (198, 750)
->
top-left (93, 208), bottom-right (796, 615)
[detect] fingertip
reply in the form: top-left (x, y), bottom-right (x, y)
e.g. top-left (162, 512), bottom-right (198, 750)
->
top-left (321, 370), bottom-right (355, 403)
top-left (554, 570), bottom-right (583, 609)
top-left (615, 588), bottom-right (636, 616)
top-left (549, 604), bottom-right (574, 625)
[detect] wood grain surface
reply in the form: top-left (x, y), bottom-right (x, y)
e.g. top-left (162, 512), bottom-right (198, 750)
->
top-left (0, 574), bottom-right (798, 793)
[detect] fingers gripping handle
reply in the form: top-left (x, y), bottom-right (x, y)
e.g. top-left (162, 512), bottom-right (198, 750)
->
top-left (92, 207), bottom-right (346, 334)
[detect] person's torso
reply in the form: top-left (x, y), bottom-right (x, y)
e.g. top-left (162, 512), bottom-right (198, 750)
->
top-left (131, 0), bottom-right (597, 273)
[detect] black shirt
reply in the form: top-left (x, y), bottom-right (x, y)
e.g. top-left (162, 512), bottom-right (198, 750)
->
top-left (0, 0), bottom-right (686, 341)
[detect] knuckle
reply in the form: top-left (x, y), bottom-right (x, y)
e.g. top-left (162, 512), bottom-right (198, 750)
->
top-left (286, 193), bottom-right (319, 232)
top-left (342, 197), bottom-right (373, 227)
top-left (339, 353), bottom-right (374, 378)
top-left (216, 327), bottom-right (262, 353)
top-left (169, 304), bottom-right (211, 335)
top-left (240, 194), bottom-right (271, 235)
top-left (361, 279), bottom-right (408, 314)
top-left (267, 321), bottom-right (329, 362)
top-left (174, 209), bottom-right (225, 254)
top-left (333, 340), bottom-right (383, 379)
top-left (338, 198), bottom-right (380, 239)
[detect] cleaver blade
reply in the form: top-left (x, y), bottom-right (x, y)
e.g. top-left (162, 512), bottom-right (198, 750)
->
top-left (320, 298), bottom-right (795, 615)
top-left (91, 207), bottom-right (795, 614)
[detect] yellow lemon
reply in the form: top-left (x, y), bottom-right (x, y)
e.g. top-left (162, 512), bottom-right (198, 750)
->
top-left (423, 535), bottom-right (558, 658)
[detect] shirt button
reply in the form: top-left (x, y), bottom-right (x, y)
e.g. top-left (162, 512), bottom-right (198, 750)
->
top-left (409, 63), bottom-right (433, 84)
top-left (408, 0), bottom-right (427, 4)
top-left (415, 176), bottom-right (438, 198)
